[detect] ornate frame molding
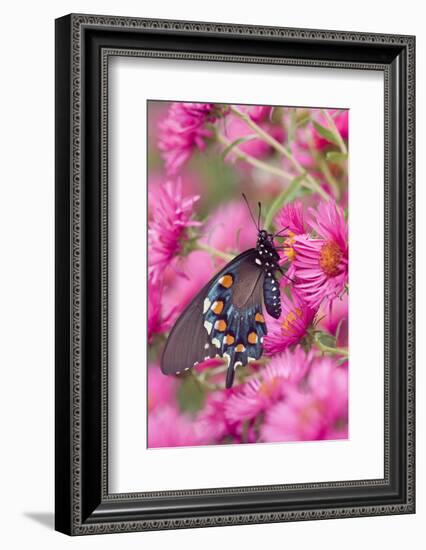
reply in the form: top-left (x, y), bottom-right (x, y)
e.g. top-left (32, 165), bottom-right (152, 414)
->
top-left (55, 14), bottom-right (415, 535)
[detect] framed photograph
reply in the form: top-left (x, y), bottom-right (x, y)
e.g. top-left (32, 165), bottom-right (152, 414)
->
top-left (55, 14), bottom-right (415, 535)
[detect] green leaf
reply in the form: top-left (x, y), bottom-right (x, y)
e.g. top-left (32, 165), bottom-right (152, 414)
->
top-left (221, 134), bottom-right (258, 160)
top-left (326, 151), bottom-right (348, 163)
top-left (315, 331), bottom-right (336, 349)
top-left (177, 374), bottom-right (206, 413)
top-left (296, 112), bottom-right (311, 128)
top-left (264, 174), bottom-right (306, 230)
top-left (287, 109), bottom-right (297, 144)
top-left (312, 120), bottom-right (341, 147)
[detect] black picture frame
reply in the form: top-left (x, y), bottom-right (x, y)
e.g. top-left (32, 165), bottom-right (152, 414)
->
top-left (55, 13), bottom-right (415, 535)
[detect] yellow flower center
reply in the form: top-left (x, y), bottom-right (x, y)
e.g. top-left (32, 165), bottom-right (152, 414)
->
top-left (284, 231), bottom-right (296, 262)
top-left (259, 376), bottom-right (280, 398)
top-left (284, 246), bottom-right (296, 262)
top-left (281, 307), bottom-right (303, 335)
top-left (319, 241), bottom-right (342, 277)
top-left (299, 400), bottom-right (323, 427)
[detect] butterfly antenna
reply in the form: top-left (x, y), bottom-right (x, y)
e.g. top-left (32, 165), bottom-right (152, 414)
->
top-left (242, 193), bottom-right (259, 231)
top-left (257, 202), bottom-right (262, 230)
top-left (274, 225), bottom-right (290, 238)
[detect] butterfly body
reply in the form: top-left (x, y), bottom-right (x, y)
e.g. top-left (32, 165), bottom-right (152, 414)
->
top-left (161, 227), bottom-right (284, 388)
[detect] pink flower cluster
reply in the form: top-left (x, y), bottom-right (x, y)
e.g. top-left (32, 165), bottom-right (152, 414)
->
top-left (287, 109), bottom-right (349, 169)
top-left (148, 349), bottom-right (348, 447)
top-left (224, 105), bottom-right (285, 159)
top-left (158, 102), bottom-right (216, 175)
top-left (148, 179), bottom-right (201, 283)
top-left (275, 199), bottom-right (348, 309)
top-left (148, 101), bottom-right (349, 449)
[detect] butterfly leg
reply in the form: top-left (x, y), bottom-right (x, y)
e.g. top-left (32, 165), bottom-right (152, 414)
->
top-left (278, 264), bottom-right (295, 284)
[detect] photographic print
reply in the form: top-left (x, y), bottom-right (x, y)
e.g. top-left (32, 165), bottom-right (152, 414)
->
top-left (56, 16), bottom-right (415, 534)
top-left (147, 101), bottom-right (349, 449)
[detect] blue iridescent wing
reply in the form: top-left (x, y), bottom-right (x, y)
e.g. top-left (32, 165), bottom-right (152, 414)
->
top-left (161, 249), bottom-right (267, 388)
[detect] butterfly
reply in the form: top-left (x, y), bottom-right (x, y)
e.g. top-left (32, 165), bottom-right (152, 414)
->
top-left (160, 195), bottom-right (289, 388)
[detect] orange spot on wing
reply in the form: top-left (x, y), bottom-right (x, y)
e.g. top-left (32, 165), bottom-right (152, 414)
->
top-left (255, 312), bottom-right (265, 323)
top-left (212, 300), bottom-right (224, 314)
top-left (225, 334), bottom-right (235, 345)
top-left (214, 320), bottom-right (227, 332)
top-left (248, 332), bottom-right (258, 344)
top-left (235, 343), bottom-right (246, 352)
top-left (219, 274), bottom-right (233, 288)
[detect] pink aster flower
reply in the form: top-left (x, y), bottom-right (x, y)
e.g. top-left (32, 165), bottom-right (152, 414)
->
top-left (246, 105), bottom-right (272, 122)
top-left (261, 357), bottom-right (348, 442)
top-left (193, 356), bottom-right (225, 373)
top-left (196, 391), bottom-right (238, 443)
top-left (148, 179), bottom-right (201, 283)
top-left (309, 358), bottom-right (348, 424)
top-left (148, 275), bottom-right (176, 342)
top-left (201, 201), bottom-right (256, 254)
top-left (162, 250), bottom-right (217, 323)
top-left (293, 200), bottom-right (348, 308)
top-left (147, 364), bottom-right (177, 413)
top-left (148, 404), bottom-right (207, 448)
top-left (312, 109), bottom-right (349, 150)
top-left (158, 102), bottom-right (216, 175)
top-left (318, 292), bottom-right (349, 348)
top-left (288, 124), bottom-right (316, 169)
top-left (275, 200), bottom-right (307, 236)
top-left (225, 347), bottom-right (313, 423)
top-left (274, 200), bottom-right (308, 277)
top-left (148, 171), bottom-right (202, 216)
top-left (225, 105), bottom-right (285, 159)
top-left (264, 287), bottom-right (317, 355)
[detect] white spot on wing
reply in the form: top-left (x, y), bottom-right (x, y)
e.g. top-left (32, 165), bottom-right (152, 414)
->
top-left (234, 361), bottom-right (243, 370)
top-left (255, 258), bottom-right (262, 265)
top-left (212, 338), bottom-right (221, 348)
top-left (204, 320), bottom-right (213, 334)
top-left (203, 298), bottom-right (211, 313)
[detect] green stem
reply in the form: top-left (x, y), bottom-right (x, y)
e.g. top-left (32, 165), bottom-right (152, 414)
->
top-left (191, 373), bottom-right (222, 392)
top-left (263, 174), bottom-right (306, 231)
top-left (313, 337), bottom-right (349, 358)
top-left (316, 154), bottom-right (341, 198)
top-left (229, 106), bottom-right (331, 201)
top-left (191, 359), bottom-right (268, 391)
top-left (196, 242), bottom-right (235, 262)
top-left (215, 131), bottom-right (294, 181)
top-left (191, 363), bottom-right (228, 391)
top-left (241, 420), bottom-right (250, 443)
top-left (321, 109), bottom-right (348, 155)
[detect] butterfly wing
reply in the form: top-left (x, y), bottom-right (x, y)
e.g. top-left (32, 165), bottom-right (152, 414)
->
top-left (161, 250), bottom-right (267, 388)
top-left (160, 278), bottom-right (218, 376)
top-left (202, 252), bottom-right (267, 388)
